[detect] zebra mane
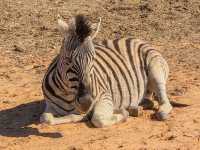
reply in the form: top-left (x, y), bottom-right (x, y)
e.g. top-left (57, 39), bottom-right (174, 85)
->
top-left (75, 15), bottom-right (92, 42)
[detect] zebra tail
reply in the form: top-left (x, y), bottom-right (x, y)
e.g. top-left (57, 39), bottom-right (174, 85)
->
top-left (170, 100), bottom-right (190, 107)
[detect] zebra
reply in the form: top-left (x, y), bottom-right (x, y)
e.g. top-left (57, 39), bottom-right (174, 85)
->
top-left (40, 14), bottom-right (185, 127)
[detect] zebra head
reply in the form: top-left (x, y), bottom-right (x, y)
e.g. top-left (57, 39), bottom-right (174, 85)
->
top-left (58, 14), bottom-right (96, 81)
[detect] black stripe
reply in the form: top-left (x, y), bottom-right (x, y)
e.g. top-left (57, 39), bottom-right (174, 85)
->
top-left (94, 73), bottom-right (98, 95)
top-left (137, 42), bottom-right (148, 96)
top-left (113, 39), bottom-right (121, 54)
top-left (90, 74), bottom-right (96, 96)
top-left (126, 38), bottom-right (140, 100)
top-left (44, 93), bottom-right (75, 112)
top-left (47, 55), bottom-right (59, 72)
top-left (52, 72), bottom-right (61, 89)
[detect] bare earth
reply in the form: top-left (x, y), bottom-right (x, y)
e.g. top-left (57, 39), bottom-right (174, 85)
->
top-left (0, 0), bottom-right (200, 149)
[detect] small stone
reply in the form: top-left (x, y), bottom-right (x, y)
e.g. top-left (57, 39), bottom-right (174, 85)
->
top-left (68, 146), bottom-right (83, 150)
top-left (13, 45), bottom-right (25, 52)
top-left (2, 100), bottom-right (12, 104)
top-left (193, 119), bottom-right (199, 123)
top-left (167, 135), bottom-right (176, 140)
top-left (24, 65), bottom-right (34, 70)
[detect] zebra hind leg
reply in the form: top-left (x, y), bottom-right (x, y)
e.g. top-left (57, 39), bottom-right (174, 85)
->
top-left (140, 80), bottom-right (155, 110)
top-left (91, 96), bottom-right (128, 128)
top-left (148, 57), bottom-right (172, 120)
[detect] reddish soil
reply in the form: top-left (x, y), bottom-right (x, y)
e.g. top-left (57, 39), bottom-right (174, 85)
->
top-left (0, 0), bottom-right (200, 149)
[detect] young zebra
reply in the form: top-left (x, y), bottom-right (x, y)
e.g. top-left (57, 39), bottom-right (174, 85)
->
top-left (41, 14), bottom-right (174, 127)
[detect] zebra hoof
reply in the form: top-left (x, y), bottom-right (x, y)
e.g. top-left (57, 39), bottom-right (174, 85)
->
top-left (156, 103), bottom-right (172, 120)
top-left (40, 113), bottom-right (55, 125)
top-left (128, 106), bottom-right (142, 117)
top-left (140, 98), bottom-right (154, 110)
top-left (121, 109), bottom-right (129, 122)
top-left (156, 111), bottom-right (168, 121)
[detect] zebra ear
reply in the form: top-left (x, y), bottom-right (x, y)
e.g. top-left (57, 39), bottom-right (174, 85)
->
top-left (57, 18), bottom-right (68, 35)
top-left (91, 17), bottom-right (101, 40)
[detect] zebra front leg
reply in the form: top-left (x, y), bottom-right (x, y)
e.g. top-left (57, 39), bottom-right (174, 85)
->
top-left (91, 93), bottom-right (128, 128)
top-left (41, 113), bottom-right (85, 125)
top-left (40, 101), bottom-right (84, 125)
top-left (40, 111), bottom-right (86, 125)
top-left (148, 57), bottom-right (172, 120)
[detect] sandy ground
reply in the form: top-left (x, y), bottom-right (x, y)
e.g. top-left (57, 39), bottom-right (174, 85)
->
top-left (0, 0), bottom-right (200, 149)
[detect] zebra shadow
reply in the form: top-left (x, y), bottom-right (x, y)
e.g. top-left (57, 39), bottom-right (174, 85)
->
top-left (0, 100), bottom-right (62, 138)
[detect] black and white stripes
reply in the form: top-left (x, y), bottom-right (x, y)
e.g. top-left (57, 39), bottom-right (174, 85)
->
top-left (88, 38), bottom-right (157, 110)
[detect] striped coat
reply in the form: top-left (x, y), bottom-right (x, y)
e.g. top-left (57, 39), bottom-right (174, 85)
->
top-left (88, 38), bottom-right (167, 111)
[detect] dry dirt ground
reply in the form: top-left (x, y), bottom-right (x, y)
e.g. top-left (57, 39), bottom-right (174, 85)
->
top-left (0, 0), bottom-right (200, 149)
